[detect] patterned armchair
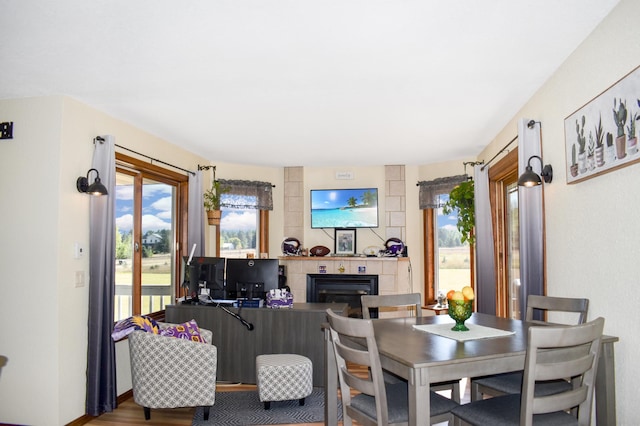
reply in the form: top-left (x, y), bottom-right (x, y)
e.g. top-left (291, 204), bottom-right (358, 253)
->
top-left (128, 322), bottom-right (217, 420)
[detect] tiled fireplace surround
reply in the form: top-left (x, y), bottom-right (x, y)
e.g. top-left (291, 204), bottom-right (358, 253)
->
top-left (279, 256), bottom-right (411, 303)
top-left (281, 165), bottom-right (410, 302)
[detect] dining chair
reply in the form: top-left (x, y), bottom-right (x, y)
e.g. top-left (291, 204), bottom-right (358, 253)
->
top-left (471, 295), bottom-right (589, 401)
top-left (326, 308), bottom-right (459, 426)
top-left (361, 293), bottom-right (461, 403)
top-left (361, 293), bottom-right (423, 319)
top-left (451, 316), bottom-right (605, 426)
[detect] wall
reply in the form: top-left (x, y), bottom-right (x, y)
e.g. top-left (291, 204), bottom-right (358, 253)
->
top-left (477, 0), bottom-right (638, 423)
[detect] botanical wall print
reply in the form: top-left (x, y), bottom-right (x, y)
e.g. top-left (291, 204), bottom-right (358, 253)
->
top-left (565, 65), bottom-right (640, 184)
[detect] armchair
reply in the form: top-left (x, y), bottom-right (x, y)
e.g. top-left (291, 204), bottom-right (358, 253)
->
top-left (128, 322), bottom-right (217, 420)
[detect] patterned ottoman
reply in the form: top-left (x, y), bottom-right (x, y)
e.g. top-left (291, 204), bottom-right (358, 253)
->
top-left (256, 354), bottom-right (313, 410)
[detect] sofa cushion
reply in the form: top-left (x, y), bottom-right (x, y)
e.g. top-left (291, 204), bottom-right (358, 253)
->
top-left (111, 315), bottom-right (159, 341)
top-left (160, 319), bottom-right (207, 343)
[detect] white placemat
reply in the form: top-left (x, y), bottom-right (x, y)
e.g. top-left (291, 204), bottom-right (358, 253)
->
top-left (412, 322), bottom-right (515, 342)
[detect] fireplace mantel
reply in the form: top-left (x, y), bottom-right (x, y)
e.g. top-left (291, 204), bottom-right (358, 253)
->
top-left (278, 256), bottom-right (411, 302)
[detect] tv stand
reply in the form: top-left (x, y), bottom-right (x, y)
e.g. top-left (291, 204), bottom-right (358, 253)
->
top-left (166, 302), bottom-right (348, 386)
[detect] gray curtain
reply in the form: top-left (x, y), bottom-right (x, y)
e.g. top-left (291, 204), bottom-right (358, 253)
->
top-left (474, 165), bottom-right (497, 314)
top-left (219, 179), bottom-right (273, 210)
top-left (188, 170), bottom-right (205, 256)
top-left (417, 175), bottom-right (468, 209)
top-left (86, 135), bottom-right (117, 415)
top-left (518, 118), bottom-right (545, 319)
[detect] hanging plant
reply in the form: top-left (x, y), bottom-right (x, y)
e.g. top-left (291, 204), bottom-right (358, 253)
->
top-left (203, 180), bottom-right (230, 225)
top-left (442, 180), bottom-right (475, 246)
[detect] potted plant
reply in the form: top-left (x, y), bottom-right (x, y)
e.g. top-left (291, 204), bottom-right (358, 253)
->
top-left (203, 180), bottom-right (230, 225)
top-left (626, 105), bottom-right (638, 155)
top-left (576, 115), bottom-right (587, 173)
top-left (570, 144), bottom-right (579, 177)
top-left (594, 115), bottom-right (605, 167)
top-left (613, 98), bottom-right (627, 160)
top-left (442, 180), bottom-right (475, 246)
top-left (586, 131), bottom-right (595, 171)
top-left (605, 132), bottom-right (615, 163)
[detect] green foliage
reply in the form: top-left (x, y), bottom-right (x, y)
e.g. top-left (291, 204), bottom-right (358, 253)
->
top-left (442, 180), bottom-right (475, 246)
top-left (221, 231), bottom-right (256, 251)
top-left (347, 197), bottom-right (357, 207)
top-left (594, 115), bottom-right (604, 148)
top-left (613, 98), bottom-right (627, 138)
top-left (571, 144), bottom-right (577, 166)
top-left (204, 180), bottom-right (230, 211)
top-left (576, 115), bottom-right (586, 153)
top-left (627, 109), bottom-right (638, 140)
top-left (606, 132), bottom-right (614, 147)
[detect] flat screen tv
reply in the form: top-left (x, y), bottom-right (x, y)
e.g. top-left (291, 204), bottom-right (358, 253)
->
top-left (310, 188), bottom-right (379, 228)
top-left (182, 256), bottom-right (226, 300)
top-left (225, 258), bottom-right (280, 300)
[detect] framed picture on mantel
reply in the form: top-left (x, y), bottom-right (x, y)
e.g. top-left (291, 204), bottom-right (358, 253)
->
top-left (334, 228), bottom-right (356, 256)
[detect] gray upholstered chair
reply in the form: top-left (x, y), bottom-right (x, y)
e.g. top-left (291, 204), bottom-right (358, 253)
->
top-left (128, 322), bottom-right (217, 420)
top-left (361, 293), bottom-right (461, 403)
top-left (451, 317), bottom-right (605, 426)
top-left (326, 308), bottom-right (458, 425)
top-left (471, 295), bottom-right (589, 401)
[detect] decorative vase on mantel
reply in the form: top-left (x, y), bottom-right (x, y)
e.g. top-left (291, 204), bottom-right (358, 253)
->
top-left (207, 210), bottom-right (222, 226)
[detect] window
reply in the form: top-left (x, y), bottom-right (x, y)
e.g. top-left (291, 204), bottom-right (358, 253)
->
top-left (114, 153), bottom-right (188, 321)
top-left (418, 175), bottom-right (472, 304)
top-left (220, 202), bottom-right (258, 259)
top-left (434, 193), bottom-right (472, 297)
top-left (216, 179), bottom-right (273, 258)
top-left (488, 148), bottom-right (520, 318)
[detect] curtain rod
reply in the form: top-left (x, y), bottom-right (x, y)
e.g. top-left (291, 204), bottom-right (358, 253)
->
top-left (480, 134), bottom-right (517, 171)
top-left (95, 136), bottom-right (195, 176)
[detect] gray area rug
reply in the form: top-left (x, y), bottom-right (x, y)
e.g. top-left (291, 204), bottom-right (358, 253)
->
top-left (192, 387), bottom-right (341, 425)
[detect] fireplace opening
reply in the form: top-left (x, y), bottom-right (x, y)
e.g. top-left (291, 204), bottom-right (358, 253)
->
top-left (306, 274), bottom-right (378, 318)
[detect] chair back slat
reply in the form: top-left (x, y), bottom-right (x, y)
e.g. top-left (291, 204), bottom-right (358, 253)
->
top-left (361, 293), bottom-right (423, 319)
top-left (525, 295), bottom-right (589, 325)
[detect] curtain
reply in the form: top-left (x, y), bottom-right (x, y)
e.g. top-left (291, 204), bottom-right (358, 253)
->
top-left (474, 165), bottom-right (497, 314)
top-left (518, 118), bottom-right (545, 320)
top-left (417, 174), bottom-right (468, 209)
top-left (219, 179), bottom-right (273, 210)
top-left (188, 170), bottom-right (205, 256)
top-left (86, 135), bottom-right (117, 415)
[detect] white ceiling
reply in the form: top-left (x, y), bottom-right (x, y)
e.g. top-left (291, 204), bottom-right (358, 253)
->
top-left (0, 0), bottom-right (620, 167)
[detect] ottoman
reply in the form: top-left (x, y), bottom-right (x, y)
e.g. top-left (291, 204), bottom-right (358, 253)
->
top-left (256, 354), bottom-right (313, 410)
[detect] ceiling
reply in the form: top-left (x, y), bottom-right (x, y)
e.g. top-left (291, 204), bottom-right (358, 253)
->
top-left (1, 0), bottom-right (620, 167)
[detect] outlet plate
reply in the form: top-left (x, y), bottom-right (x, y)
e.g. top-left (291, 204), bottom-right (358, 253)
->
top-left (0, 122), bottom-right (13, 139)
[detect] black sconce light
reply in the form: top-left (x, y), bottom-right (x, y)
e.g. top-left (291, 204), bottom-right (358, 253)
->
top-left (517, 155), bottom-right (553, 187)
top-left (76, 168), bottom-right (108, 196)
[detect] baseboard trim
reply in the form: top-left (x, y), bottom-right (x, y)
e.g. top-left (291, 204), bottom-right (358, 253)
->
top-left (65, 390), bottom-right (133, 426)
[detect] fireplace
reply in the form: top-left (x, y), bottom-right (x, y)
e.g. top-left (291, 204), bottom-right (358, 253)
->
top-left (306, 274), bottom-right (378, 318)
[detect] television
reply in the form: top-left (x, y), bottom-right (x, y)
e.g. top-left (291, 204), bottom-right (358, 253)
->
top-left (182, 256), bottom-right (226, 300)
top-left (310, 188), bottom-right (379, 228)
top-left (225, 258), bottom-right (280, 300)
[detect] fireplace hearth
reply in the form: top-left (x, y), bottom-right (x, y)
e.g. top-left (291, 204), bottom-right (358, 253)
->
top-left (306, 274), bottom-right (379, 318)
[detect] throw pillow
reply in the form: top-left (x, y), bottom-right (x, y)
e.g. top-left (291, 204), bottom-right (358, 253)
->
top-left (160, 319), bottom-right (206, 343)
top-left (111, 315), bottom-right (159, 341)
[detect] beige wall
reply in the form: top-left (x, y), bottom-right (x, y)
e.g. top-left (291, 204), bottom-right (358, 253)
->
top-left (478, 1), bottom-right (639, 423)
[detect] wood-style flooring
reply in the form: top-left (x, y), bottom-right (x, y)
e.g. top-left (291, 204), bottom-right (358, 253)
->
top-left (82, 373), bottom-right (469, 426)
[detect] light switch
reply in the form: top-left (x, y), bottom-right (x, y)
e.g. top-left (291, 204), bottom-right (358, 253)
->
top-left (75, 271), bottom-right (85, 287)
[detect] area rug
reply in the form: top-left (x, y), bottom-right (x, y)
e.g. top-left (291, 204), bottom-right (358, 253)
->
top-left (192, 387), bottom-right (341, 425)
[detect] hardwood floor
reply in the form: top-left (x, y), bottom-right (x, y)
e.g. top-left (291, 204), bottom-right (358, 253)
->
top-left (83, 375), bottom-right (469, 426)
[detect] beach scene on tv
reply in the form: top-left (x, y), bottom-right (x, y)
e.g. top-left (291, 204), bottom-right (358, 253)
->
top-left (311, 188), bottom-right (379, 228)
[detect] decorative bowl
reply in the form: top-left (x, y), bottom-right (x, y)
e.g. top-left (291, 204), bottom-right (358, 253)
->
top-left (447, 299), bottom-right (473, 331)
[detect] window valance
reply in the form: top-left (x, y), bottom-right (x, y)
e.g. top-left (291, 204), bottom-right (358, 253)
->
top-left (417, 174), bottom-right (468, 209)
top-left (219, 179), bottom-right (273, 210)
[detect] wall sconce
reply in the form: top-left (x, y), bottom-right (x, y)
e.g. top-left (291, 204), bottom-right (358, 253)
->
top-left (76, 168), bottom-right (108, 196)
top-left (518, 155), bottom-right (553, 187)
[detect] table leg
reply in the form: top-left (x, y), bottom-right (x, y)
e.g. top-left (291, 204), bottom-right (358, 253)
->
top-left (408, 367), bottom-right (430, 426)
top-left (596, 340), bottom-right (616, 426)
top-left (324, 327), bottom-right (338, 426)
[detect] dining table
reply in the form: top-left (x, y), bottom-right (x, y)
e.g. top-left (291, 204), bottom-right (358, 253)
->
top-left (323, 312), bottom-right (618, 426)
